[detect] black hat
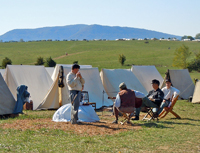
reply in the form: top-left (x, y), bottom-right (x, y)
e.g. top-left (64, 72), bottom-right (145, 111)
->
top-left (151, 79), bottom-right (160, 85)
top-left (165, 79), bottom-right (171, 83)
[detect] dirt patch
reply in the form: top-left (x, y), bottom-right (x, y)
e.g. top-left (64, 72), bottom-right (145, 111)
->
top-left (53, 51), bottom-right (90, 60)
top-left (0, 118), bottom-right (141, 136)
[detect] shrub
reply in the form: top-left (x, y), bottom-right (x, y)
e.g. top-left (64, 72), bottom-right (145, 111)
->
top-left (73, 61), bottom-right (78, 64)
top-left (119, 54), bottom-right (126, 66)
top-left (45, 57), bottom-right (56, 67)
top-left (35, 57), bottom-right (45, 65)
top-left (2, 57), bottom-right (12, 68)
top-left (187, 59), bottom-right (200, 72)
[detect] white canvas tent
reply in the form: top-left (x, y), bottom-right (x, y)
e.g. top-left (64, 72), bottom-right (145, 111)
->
top-left (192, 80), bottom-right (200, 104)
top-left (51, 64), bottom-right (92, 81)
top-left (4, 65), bottom-right (53, 110)
top-left (0, 69), bottom-right (5, 76)
top-left (100, 69), bottom-right (148, 98)
top-left (40, 66), bottom-right (113, 109)
top-left (131, 65), bottom-right (164, 92)
top-left (45, 67), bottom-right (55, 77)
top-left (162, 69), bottom-right (195, 100)
top-left (0, 73), bottom-right (16, 115)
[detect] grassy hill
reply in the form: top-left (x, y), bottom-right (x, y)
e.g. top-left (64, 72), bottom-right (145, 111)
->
top-left (0, 40), bottom-right (200, 78)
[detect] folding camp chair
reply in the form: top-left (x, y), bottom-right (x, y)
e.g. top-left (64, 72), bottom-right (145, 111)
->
top-left (142, 106), bottom-right (159, 121)
top-left (159, 95), bottom-right (181, 119)
top-left (118, 107), bottom-right (135, 125)
top-left (81, 91), bottom-right (96, 110)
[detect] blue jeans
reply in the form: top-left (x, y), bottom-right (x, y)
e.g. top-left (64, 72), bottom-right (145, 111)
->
top-left (70, 90), bottom-right (81, 123)
top-left (135, 97), bottom-right (158, 117)
top-left (153, 100), bottom-right (170, 115)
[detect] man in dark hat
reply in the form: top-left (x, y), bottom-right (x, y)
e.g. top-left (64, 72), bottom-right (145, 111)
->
top-left (66, 64), bottom-right (85, 124)
top-left (132, 79), bottom-right (164, 120)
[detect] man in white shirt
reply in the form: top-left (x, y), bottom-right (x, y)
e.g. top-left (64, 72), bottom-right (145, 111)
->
top-left (66, 64), bottom-right (85, 124)
top-left (156, 79), bottom-right (180, 115)
top-left (112, 82), bottom-right (145, 124)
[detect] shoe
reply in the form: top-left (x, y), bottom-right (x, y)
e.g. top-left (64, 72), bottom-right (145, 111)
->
top-left (112, 120), bottom-right (118, 124)
top-left (153, 113), bottom-right (158, 118)
top-left (131, 116), bottom-right (139, 120)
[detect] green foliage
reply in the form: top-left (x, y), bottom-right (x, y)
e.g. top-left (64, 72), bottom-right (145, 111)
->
top-left (187, 36), bottom-right (194, 40)
top-left (181, 35), bottom-right (187, 40)
top-left (73, 61), bottom-right (78, 64)
top-left (172, 45), bottom-right (191, 69)
top-left (118, 54), bottom-right (126, 66)
top-left (195, 33), bottom-right (200, 39)
top-left (35, 57), bottom-right (45, 65)
top-left (187, 59), bottom-right (200, 72)
top-left (2, 57), bottom-right (12, 68)
top-left (44, 56), bottom-right (56, 67)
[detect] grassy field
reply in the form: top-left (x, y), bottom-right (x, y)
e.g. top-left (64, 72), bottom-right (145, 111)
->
top-left (0, 40), bottom-right (200, 78)
top-left (0, 40), bottom-right (200, 152)
top-left (0, 101), bottom-right (199, 152)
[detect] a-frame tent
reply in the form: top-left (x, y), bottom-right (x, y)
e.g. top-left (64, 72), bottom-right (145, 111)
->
top-left (161, 69), bottom-right (195, 100)
top-left (39, 66), bottom-right (112, 109)
top-left (192, 80), bottom-right (200, 104)
top-left (100, 69), bottom-right (148, 98)
top-left (0, 69), bottom-right (5, 76)
top-left (131, 65), bottom-right (164, 92)
top-left (45, 67), bottom-right (55, 77)
top-left (0, 73), bottom-right (16, 115)
top-left (4, 65), bottom-right (53, 110)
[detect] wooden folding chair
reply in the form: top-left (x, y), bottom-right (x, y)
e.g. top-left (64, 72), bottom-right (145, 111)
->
top-left (159, 95), bottom-right (181, 119)
top-left (142, 106), bottom-right (159, 121)
top-left (117, 107), bottom-right (135, 125)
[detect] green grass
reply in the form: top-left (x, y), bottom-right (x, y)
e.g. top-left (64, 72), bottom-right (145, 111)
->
top-left (0, 101), bottom-right (199, 152)
top-left (0, 40), bottom-right (200, 78)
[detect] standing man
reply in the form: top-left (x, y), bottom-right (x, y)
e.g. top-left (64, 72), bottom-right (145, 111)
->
top-left (67, 64), bottom-right (85, 124)
top-left (132, 79), bottom-right (164, 120)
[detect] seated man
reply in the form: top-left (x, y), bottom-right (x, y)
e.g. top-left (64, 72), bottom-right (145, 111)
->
top-left (156, 79), bottom-right (180, 115)
top-left (132, 79), bottom-right (164, 120)
top-left (112, 82), bottom-right (145, 124)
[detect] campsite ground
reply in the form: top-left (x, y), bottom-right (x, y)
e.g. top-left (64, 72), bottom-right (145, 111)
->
top-left (0, 40), bottom-right (200, 152)
top-left (0, 100), bottom-right (199, 152)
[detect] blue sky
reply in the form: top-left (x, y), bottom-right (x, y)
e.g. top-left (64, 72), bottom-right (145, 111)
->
top-left (0, 0), bottom-right (199, 37)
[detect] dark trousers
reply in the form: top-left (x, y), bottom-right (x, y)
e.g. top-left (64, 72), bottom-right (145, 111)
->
top-left (70, 90), bottom-right (81, 123)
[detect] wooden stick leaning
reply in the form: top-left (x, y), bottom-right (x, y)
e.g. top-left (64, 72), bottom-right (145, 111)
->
top-left (71, 94), bottom-right (78, 105)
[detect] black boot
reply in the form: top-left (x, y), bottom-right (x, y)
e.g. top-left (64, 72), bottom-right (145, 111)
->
top-left (112, 120), bottom-right (118, 124)
top-left (131, 116), bottom-right (139, 120)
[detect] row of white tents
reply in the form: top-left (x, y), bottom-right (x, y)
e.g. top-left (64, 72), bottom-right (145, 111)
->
top-left (0, 65), bottom-right (199, 115)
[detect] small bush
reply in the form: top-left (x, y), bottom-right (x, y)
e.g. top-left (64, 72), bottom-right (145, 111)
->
top-left (73, 61), bottom-right (78, 64)
top-left (119, 54), bottom-right (126, 66)
top-left (35, 57), bottom-right (45, 65)
top-left (187, 59), bottom-right (200, 72)
top-left (2, 57), bottom-right (12, 68)
top-left (45, 57), bottom-right (56, 67)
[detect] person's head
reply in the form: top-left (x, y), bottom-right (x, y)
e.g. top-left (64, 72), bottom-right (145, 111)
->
top-left (119, 82), bottom-right (127, 91)
top-left (71, 64), bottom-right (80, 74)
top-left (151, 79), bottom-right (160, 90)
top-left (165, 79), bottom-right (172, 89)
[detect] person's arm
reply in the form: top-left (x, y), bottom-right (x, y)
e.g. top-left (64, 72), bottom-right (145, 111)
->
top-left (153, 90), bottom-right (164, 103)
top-left (67, 74), bottom-right (78, 88)
top-left (172, 87), bottom-right (180, 100)
top-left (114, 94), bottom-right (121, 108)
top-left (80, 78), bottom-right (85, 85)
top-left (134, 90), bottom-right (146, 98)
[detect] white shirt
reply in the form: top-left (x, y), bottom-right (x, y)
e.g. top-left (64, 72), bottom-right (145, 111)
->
top-left (161, 86), bottom-right (180, 100)
top-left (115, 90), bottom-right (145, 108)
top-left (66, 72), bottom-right (85, 91)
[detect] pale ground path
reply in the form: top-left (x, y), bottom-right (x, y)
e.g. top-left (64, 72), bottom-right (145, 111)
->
top-left (29, 51), bottom-right (90, 64)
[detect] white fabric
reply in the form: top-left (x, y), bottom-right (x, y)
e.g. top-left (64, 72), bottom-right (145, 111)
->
top-left (66, 72), bottom-right (85, 91)
top-left (51, 64), bottom-right (92, 81)
top-left (162, 86), bottom-right (180, 100)
top-left (131, 65), bottom-right (164, 92)
top-left (100, 69), bottom-right (148, 99)
top-left (192, 80), bottom-right (200, 104)
top-left (115, 90), bottom-right (146, 108)
top-left (4, 65), bottom-right (53, 110)
top-left (0, 73), bottom-right (16, 115)
top-left (0, 69), bottom-right (5, 76)
top-left (45, 67), bottom-right (55, 77)
top-left (52, 103), bottom-right (100, 122)
top-left (40, 66), bottom-right (112, 109)
top-left (168, 69), bottom-right (195, 100)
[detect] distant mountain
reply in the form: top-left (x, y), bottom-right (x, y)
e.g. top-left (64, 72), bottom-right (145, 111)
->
top-left (0, 24), bottom-right (181, 41)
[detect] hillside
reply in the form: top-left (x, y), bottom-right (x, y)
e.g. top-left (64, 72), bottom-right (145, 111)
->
top-left (0, 24), bottom-right (181, 41)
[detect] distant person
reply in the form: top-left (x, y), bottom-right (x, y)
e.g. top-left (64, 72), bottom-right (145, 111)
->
top-left (66, 64), bottom-right (85, 124)
top-left (155, 79), bottom-right (180, 115)
top-left (132, 79), bottom-right (164, 120)
top-left (112, 82), bottom-right (145, 124)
